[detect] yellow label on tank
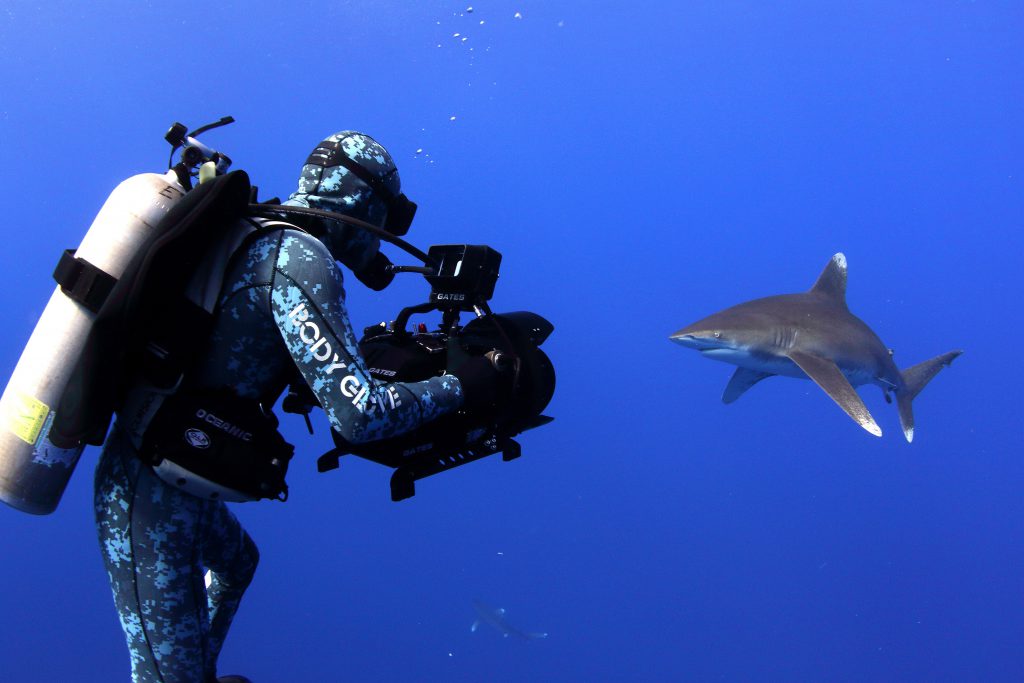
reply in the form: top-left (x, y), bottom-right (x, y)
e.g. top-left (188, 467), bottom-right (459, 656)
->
top-left (5, 392), bottom-right (51, 445)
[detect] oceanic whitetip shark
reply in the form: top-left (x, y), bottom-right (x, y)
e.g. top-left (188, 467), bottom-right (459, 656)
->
top-left (470, 600), bottom-right (548, 640)
top-left (670, 253), bottom-right (961, 441)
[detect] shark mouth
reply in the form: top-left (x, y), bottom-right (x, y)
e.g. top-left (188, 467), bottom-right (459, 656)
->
top-left (672, 333), bottom-right (730, 351)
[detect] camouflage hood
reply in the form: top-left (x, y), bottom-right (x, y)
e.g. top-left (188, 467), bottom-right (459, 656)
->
top-left (283, 131), bottom-right (402, 273)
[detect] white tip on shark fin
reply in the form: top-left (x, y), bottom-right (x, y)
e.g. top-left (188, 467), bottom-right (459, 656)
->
top-left (862, 419), bottom-right (882, 437)
top-left (471, 620), bottom-right (480, 632)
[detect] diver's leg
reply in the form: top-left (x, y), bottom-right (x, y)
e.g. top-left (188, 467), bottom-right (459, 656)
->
top-left (95, 430), bottom-right (213, 683)
top-left (95, 441), bottom-right (150, 680)
top-left (199, 501), bottom-right (259, 673)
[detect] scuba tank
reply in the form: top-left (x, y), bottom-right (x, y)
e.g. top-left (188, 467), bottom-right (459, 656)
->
top-left (0, 118), bottom-right (235, 514)
top-left (0, 172), bottom-right (185, 514)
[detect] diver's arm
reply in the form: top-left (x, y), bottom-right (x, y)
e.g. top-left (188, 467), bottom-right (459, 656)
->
top-left (268, 229), bottom-right (463, 443)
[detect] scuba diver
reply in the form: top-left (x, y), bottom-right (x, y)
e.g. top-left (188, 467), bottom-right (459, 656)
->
top-left (92, 131), bottom-right (508, 683)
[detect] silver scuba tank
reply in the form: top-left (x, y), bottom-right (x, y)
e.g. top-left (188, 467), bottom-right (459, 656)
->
top-left (0, 171), bottom-right (186, 514)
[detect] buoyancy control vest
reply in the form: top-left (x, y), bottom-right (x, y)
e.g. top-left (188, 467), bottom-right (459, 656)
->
top-left (120, 209), bottom-right (297, 503)
top-left (55, 170), bottom-right (254, 447)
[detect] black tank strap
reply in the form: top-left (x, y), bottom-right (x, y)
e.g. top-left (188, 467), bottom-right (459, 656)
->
top-left (53, 249), bottom-right (117, 314)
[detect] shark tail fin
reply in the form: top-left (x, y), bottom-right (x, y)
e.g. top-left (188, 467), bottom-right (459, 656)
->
top-left (896, 350), bottom-right (963, 442)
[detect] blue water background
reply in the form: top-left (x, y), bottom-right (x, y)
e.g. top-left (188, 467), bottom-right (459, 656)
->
top-left (0, 2), bottom-right (1021, 681)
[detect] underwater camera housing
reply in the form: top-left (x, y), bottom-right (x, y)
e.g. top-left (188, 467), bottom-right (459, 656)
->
top-left (313, 244), bottom-right (556, 501)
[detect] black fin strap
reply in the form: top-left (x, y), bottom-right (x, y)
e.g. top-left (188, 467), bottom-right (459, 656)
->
top-left (53, 249), bottom-right (117, 314)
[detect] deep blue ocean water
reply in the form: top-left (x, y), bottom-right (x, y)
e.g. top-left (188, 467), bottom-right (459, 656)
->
top-left (0, 2), bottom-right (1021, 681)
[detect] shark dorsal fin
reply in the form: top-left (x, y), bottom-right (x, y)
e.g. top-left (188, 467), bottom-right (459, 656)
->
top-left (809, 253), bottom-right (848, 305)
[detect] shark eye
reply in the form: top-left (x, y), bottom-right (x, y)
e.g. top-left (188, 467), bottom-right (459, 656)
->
top-left (713, 332), bottom-right (721, 339)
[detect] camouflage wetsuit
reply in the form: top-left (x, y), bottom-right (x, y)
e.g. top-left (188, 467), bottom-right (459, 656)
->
top-left (95, 220), bottom-right (464, 682)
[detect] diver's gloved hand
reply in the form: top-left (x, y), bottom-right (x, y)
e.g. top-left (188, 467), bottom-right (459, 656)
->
top-left (448, 354), bottom-right (513, 414)
top-left (354, 251), bottom-right (395, 291)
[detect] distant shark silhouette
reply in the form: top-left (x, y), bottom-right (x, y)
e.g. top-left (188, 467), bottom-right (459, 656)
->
top-left (670, 253), bottom-right (961, 441)
top-left (471, 600), bottom-right (548, 640)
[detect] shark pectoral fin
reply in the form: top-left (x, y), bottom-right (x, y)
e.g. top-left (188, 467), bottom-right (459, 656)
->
top-left (787, 350), bottom-right (882, 437)
top-left (722, 368), bottom-right (773, 404)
